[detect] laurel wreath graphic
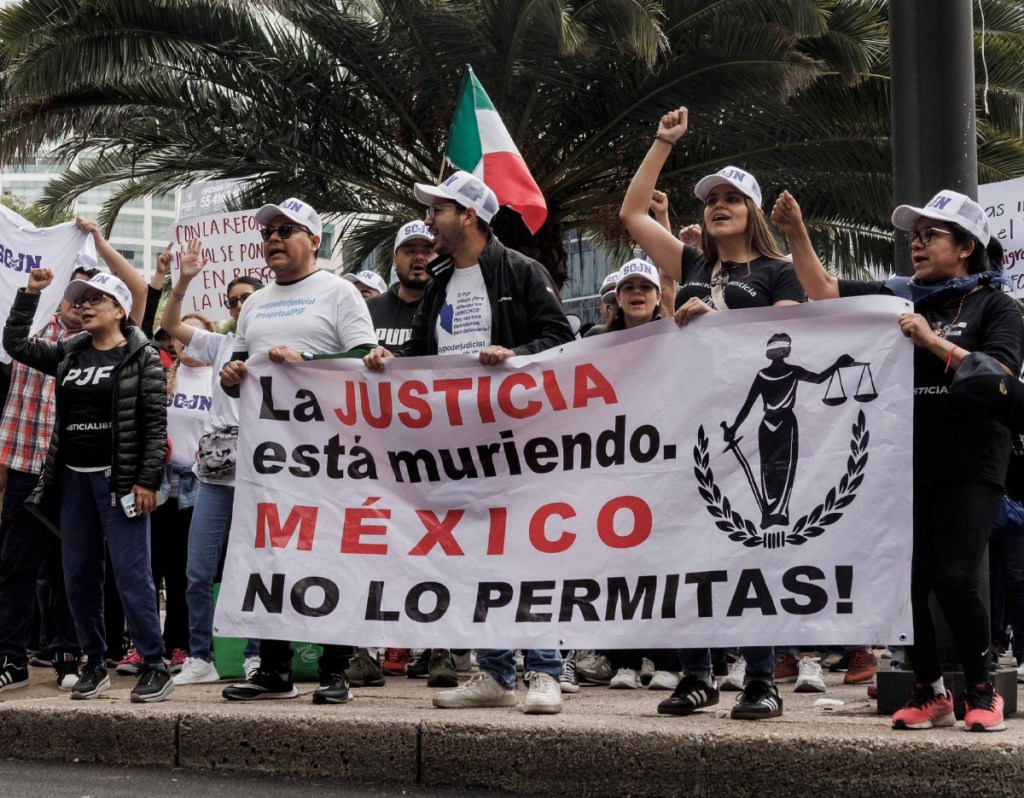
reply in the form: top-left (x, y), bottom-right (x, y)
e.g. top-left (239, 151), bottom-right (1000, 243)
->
top-left (693, 409), bottom-right (869, 547)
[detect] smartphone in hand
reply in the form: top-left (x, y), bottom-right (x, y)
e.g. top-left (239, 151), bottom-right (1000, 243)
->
top-left (119, 493), bottom-right (137, 518)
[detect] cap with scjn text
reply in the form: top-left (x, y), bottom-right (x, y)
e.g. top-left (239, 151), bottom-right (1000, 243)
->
top-left (393, 220), bottom-right (434, 253)
top-left (254, 197), bottom-right (323, 238)
top-left (64, 272), bottom-right (133, 315)
top-left (891, 190), bottom-right (991, 246)
top-left (413, 171), bottom-right (500, 223)
top-left (694, 166), bottom-right (763, 208)
top-left (343, 270), bottom-right (388, 295)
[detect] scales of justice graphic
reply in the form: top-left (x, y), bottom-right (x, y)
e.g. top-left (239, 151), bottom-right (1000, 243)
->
top-left (695, 334), bottom-right (878, 548)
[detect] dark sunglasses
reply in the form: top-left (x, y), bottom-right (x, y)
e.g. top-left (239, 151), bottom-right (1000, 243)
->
top-left (224, 293), bottom-right (253, 309)
top-left (73, 293), bottom-right (117, 309)
top-left (259, 224), bottom-right (311, 242)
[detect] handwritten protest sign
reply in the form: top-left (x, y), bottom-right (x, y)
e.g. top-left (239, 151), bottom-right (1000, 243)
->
top-left (215, 296), bottom-right (914, 649)
top-left (171, 210), bottom-right (270, 321)
top-left (980, 176), bottom-right (1024, 297)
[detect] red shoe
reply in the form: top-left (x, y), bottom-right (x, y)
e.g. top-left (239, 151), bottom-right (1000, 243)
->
top-left (843, 649), bottom-right (876, 684)
top-left (866, 682), bottom-right (878, 699)
top-left (169, 648), bottom-right (188, 674)
top-left (773, 653), bottom-right (799, 683)
top-left (963, 682), bottom-right (1006, 732)
top-left (382, 648), bottom-right (409, 676)
top-left (892, 683), bottom-right (955, 730)
top-left (115, 649), bottom-right (143, 676)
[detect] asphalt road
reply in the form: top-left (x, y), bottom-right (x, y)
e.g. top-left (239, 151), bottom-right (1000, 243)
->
top-left (0, 761), bottom-right (539, 798)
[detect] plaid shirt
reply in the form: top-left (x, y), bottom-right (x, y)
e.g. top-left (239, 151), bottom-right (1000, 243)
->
top-left (0, 315), bottom-right (69, 474)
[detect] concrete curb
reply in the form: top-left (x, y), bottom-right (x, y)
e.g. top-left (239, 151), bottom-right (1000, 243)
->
top-left (2, 671), bottom-right (1024, 796)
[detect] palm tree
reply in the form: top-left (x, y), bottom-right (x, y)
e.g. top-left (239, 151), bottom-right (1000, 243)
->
top-left (1, 0), bottom-right (1023, 285)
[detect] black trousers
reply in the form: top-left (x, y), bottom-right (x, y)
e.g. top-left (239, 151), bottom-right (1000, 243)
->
top-left (259, 640), bottom-right (354, 676)
top-left (909, 478), bottom-right (1002, 684)
top-left (150, 498), bottom-right (192, 656)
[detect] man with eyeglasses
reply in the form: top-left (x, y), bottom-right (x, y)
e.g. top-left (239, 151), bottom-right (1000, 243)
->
top-left (218, 198), bottom-right (377, 705)
top-left (364, 171), bottom-right (573, 715)
top-left (0, 215), bottom-right (150, 698)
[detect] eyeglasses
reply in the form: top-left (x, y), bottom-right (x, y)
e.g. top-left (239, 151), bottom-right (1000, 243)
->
top-left (73, 293), bottom-right (116, 309)
top-left (259, 224), bottom-right (311, 242)
top-left (424, 203), bottom-right (460, 220)
top-left (909, 227), bottom-right (954, 246)
top-left (224, 293), bottom-right (252, 309)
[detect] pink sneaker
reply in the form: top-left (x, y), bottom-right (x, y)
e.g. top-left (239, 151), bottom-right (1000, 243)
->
top-left (115, 649), bottom-right (143, 676)
top-left (892, 683), bottom-right (954, 730)
top-left (963, 682), bottom-right (1006, 732)
top-left (169, 648), bottom-right (188, 674)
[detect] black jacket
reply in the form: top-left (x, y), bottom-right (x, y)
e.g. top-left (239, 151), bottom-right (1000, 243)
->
top-left (393, 236), bottom-right (573, 357)
top-left (3, 289), bottom-right (168, 508)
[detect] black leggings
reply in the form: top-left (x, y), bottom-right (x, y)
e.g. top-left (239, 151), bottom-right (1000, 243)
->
top-left (909, 479), bottom-right (1002, 684)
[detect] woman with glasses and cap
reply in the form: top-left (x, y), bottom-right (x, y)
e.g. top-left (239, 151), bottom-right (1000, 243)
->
top-left (772, 188), bottom-right (1024, 732)
top-left (3, 267), bottom-right (171, 704)
top-left (618, 106), bottom-right (805, 722)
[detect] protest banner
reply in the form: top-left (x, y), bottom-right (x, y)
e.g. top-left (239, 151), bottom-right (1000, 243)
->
top-left (0, 204), bottom-right (95, 363)
top-left (979, 176), bottom-right (1024, 297)
top-left (171, 210), bottom-right (270, 321)
top-left (214, 296), bottom-right (915, 650)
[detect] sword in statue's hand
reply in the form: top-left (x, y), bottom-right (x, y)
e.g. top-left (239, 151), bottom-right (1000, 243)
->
top-left (721, 421), bottom-right (766, 514)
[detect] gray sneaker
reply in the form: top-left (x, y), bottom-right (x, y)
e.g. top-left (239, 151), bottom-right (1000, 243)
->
top-left (576, 652), bottom-right (612, 684)
top-left (427, 649), bottom-right (459, 688)
top-left (344, 648), bottom-right (385, 687)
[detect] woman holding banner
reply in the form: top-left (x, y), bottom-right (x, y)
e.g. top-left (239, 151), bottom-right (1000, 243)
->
top-left (619, 106), bottom-right (805, 721)
top-left (772, 188), bottom-right (1024, 732)
top-left (3, 266), bottom-right (171, 703)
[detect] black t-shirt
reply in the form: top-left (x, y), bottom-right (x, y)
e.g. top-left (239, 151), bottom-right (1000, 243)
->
top-left (838, 279), bottom-right (1024, 485)
top-left (366, 285), bottom-right (421, 349)
top-left (675, 249), bottom-right (806, 310)
top-left (60, 345), bottom-right (128, 468)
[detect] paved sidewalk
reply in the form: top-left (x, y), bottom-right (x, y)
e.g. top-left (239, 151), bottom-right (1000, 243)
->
top-left (1, 666), bottom-right (1023, 797)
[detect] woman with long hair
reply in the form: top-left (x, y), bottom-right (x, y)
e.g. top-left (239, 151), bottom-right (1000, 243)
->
top-left (772, 188), bottom-right (1024, 732)
top-left (4, 268), bottom-right (170, 703)
top-left (619, 106), bottom-right (805, 721)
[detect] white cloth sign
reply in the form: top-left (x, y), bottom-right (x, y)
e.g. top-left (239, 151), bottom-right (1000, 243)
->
top-left (215, 296), bottom-right (915, 649)
top-left (0, 204), bottom-right (95, 364)
top-left (979, 176), bottom-right (1024, 297)
top-left (172, 210), bottom-right (270, 321)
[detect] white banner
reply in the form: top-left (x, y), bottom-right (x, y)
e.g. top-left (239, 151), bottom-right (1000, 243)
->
top-left (979, 176), bottom-right (1024, 297)
top-left (0, 204), bottom-right (95, 364)
top-left (172, 210), bottom-right (270, 321)
top-left (215, 296), bottom-right (915, 649)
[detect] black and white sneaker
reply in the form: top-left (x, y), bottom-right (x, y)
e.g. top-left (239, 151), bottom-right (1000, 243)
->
top-left (657, 674), bottom-right (719, 716)
top-left (0, 656), bottom-right (29, 694)
top-left (731, 680), bottom-right (783, 720)
top-left (54, 652), bottom-right (80, 691)
top-left (131, 664), bottom-right (175, 703)
top-left (312, 671), bottom-right (352, 704)
top-left (222, 666), bottom-right (298, 701)
top-left (559, 650), bottom-right (580, 694)
top-left (71, 664), bottom-right (110, 700)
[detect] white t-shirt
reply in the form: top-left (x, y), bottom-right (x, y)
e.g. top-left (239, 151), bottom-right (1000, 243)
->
top-left (166, 363), bottom-right (213, 495)
top-left (185, 328), bottom-right (239, 485)
top-left (435, 264), bottom-right (492, 357)
top-left (234, 270), bottom-right (376, 356)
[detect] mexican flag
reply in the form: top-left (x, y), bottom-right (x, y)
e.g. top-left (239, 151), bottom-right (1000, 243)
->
top-left (446, 66), bottom-right (548, 234)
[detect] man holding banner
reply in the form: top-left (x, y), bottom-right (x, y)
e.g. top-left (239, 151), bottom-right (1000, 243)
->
top-left (364, 171), bottom-right (574, 714)
top-left (220, 197), bottom-right (377, 705)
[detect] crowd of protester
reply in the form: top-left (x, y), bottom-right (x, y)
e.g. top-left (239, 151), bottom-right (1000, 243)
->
top-left (0, 105), bottom-right (1021, 734)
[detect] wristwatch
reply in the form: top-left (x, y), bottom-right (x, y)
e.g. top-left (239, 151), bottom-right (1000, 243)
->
top-left (301, 352), bottom-right (315, 361)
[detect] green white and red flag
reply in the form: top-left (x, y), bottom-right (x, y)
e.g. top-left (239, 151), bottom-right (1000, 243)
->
top-left (445, 66), bottom-right (548, 234)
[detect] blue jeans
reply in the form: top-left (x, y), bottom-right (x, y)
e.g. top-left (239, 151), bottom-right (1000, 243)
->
top-left (477, 649), bottom-right (561, 689)
top-left (184, 481), bottom-right (257, 661)
top-left (60, 467), bottom-right (164, 664)
top-left (678, 646), bottom-right (775, 684)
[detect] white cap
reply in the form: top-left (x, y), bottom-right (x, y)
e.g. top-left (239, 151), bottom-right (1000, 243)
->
top-left (616, 259), bottom-right (661, 292)
top-left (64, 272), bottom-right (133, 314)
top-left (393, 220), bottom-right (434, 252)
top-left (599, 271), bottom-right (621, 304)
top-left (694, 166), bottom-right (762, 207)
top-left (891, 190), bottom-right (990, 245)
top-left (254, 198), bottom-right (323, 238)
top-left (343, 270), bottom-right (388, 295)
top-left (414, 171), bottom-right (500, 223)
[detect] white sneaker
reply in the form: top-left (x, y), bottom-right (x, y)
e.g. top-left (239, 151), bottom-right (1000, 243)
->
top-left (721, 657), bottom-right (746, 691)
top-left (57, 672), bottom-right (79, 691)
top-left (523, 672), bottom-right (562, 714)
top-left (433, 671), bottom-right (516, 709)
top-left (173, 657), bottom-right (221, 685)
top-left (243, 656), bottom-right (261, 680)
top-left (452, 651), bottom-right (473, 672)
top-left (794, 656), bottom-right (827, 693)
top-left (513, 650), bottom-right (525, 672)
top-left (1017, 661), bottom-right (1024, 683)
top-left (648, 670), bottom-right (680, 691)
top-left (576, 652), bottom-right (613, 684)
top-left (609, 668), bottom-right (641, 689)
